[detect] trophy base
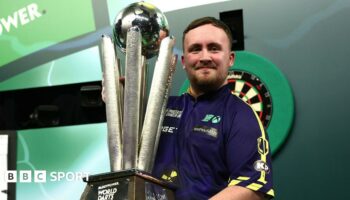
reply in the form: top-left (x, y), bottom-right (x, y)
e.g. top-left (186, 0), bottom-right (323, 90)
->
top-left (80, 169), bottom-right (176, 200)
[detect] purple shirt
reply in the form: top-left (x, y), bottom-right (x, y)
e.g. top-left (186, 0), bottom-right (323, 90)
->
top-left (153, 85), bottom-right (274, 199)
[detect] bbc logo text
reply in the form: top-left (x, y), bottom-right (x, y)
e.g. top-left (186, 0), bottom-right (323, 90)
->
top-left (3, 170), bottom-right (89, 183)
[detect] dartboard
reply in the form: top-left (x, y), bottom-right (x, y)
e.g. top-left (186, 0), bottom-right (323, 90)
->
top-left (227, 70), bottom-right (272, 128)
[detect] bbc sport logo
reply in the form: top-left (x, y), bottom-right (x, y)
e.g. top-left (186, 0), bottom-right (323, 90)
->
top-left (3, 170), bottom-right (89, 183)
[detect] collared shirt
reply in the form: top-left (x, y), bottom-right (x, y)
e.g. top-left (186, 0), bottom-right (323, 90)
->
top-left (153, 85), bottom-right (274, 199)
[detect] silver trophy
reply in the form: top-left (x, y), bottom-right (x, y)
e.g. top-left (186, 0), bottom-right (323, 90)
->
top-left (81, 2), bottom-right (176, 199)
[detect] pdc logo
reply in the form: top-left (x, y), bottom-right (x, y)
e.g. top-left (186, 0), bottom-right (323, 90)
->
top-left (4, 170), bottom-right (89, 183)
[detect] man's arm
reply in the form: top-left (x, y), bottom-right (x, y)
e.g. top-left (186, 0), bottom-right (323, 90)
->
top-left (210, 185), bottom-right (267, 200)
top-left (219, 99), bottom-right (274, 200)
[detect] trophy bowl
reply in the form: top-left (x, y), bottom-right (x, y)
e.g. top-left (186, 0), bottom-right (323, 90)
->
top-left (113, 1), bottom-right (170, 59)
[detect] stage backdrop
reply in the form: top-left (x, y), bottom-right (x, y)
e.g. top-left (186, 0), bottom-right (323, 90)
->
top-left (1, 0), bottom-right (350, 200)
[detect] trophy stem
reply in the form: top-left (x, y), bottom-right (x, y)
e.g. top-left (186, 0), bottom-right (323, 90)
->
top-left (139, 58), bottom-right (147, 139)
top-left (137, 37), bottom-right (176, 172)
top-left (101, 35), bottom-right (123, 171)
top-left (122, 27), bottom-right (143, 169)
top-left (149, 55), bottom-right (177, 171)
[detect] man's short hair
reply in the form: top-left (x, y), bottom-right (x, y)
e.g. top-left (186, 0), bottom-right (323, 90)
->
top-left (182, 16), bottom-right (233, 50)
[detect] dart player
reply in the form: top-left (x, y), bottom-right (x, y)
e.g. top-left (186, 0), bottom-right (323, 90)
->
top-left (152, 17), bottom-right (274, 200)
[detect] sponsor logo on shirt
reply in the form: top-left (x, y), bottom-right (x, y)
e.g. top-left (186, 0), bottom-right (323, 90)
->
top-left (253, 160), bottom-right (270, 173)
top-left (257, 137), bottom-right (269, 156)
top-left (161, 170), bottom-right (178, 183)
top-left (161, 126), bottom-right (177, 134)
top-left (193, 125), bottom-right (218, 138)
top-left (201, 114), bottom-right (221, 124)
top-left (165, 109), bottom-right (182, 118)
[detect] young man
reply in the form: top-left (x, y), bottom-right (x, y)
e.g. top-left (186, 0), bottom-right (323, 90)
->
top-left (152, 17), bottom-right (274, 199)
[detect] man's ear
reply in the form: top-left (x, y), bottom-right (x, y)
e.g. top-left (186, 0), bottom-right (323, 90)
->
top-left (181, 55), bottom-right (186, 69)
top-left (229, 51), bottom-right (235, 66)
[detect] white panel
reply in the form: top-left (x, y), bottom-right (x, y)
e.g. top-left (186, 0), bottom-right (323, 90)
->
top-left (245, 88), bottom-right (258, 99)
top-left (251, 102), bottom-right (262, 112)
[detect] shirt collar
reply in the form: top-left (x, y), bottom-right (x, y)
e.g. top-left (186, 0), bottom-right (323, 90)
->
top-left (186, 84), bottom-right (230, 102)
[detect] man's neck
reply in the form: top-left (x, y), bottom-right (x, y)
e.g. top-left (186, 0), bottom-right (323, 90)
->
top-left (188, 86), bottom-right (203, 98)
top-left (189, 79), bottom-right (228, 98)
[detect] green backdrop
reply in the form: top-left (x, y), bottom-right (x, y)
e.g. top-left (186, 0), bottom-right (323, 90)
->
top-left (1, 0), bottom-right (350, 199)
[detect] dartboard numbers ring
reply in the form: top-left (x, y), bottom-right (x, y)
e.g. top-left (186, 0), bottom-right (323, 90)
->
top-left (227, 70), bottom-right (272, 128)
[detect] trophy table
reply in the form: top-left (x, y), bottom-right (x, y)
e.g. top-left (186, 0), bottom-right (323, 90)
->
top-left (80, 2), bottom-right (177, 199)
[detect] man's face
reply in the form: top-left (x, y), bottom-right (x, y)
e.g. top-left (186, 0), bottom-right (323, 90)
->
top-left (182, 24), bottom-right (235, 93)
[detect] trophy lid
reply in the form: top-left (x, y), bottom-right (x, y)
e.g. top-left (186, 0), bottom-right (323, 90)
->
top-left (113, 1), bottom-right (170, 59)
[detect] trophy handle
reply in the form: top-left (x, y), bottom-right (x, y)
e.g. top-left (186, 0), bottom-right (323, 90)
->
top-left (137, 36), bottom-right (176, 172)
top-left (101, 35), bottom-right (123, 171)
top-left (122, 26), bottom-right (143, 169)
top-left (149, 54), bottom-right (177, 171)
